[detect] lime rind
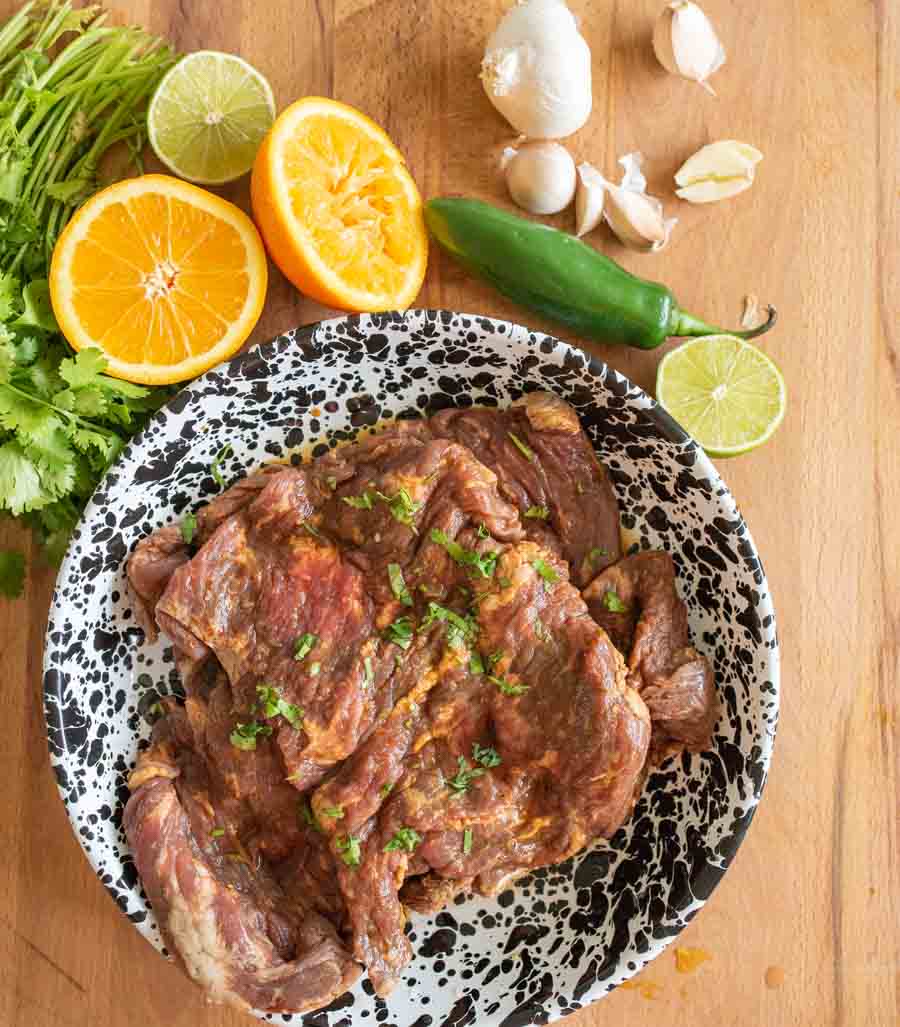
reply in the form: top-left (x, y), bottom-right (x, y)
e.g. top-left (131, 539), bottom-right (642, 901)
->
top-left (148, 51), bottom-right (276, 185)
top-left (656, 334), bottom-right (786, 457)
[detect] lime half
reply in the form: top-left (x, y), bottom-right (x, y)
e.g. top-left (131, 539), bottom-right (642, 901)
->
top-left (148, 51), bottom-right (276, 185)
top-left (656, 334), bottom-right (786, 457)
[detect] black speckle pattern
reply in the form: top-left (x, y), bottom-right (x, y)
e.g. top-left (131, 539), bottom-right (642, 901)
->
top-left (42, 310), bottom-right (779, 1027)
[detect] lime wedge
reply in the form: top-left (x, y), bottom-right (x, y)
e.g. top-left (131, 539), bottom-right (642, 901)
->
top-left (147, 51), bottom-right (275, 185)
top-left (656, 334), bottom-right (786, 457)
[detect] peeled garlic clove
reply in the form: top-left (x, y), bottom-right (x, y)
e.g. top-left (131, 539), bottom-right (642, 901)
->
top-left (504, 141), bottom-right (576, 215)
top-left (481, 0), bottom-right (592, 139)
top-left (603, 152), bottom-right (677, 252)
top-left (652, 1), bottom-right (726, 95)
top-left (574, 163), bottom-right (605, 236)
top-left (674, 140), bottom-right (763, 203)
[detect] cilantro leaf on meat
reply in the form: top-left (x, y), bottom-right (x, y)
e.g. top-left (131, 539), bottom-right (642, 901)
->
top-left (384, 827), bottom-right (421, 853)
top-left (374, 487), bottom-right (422, 532)
top-left (383, 615), bottom-right (414, 650)
top-left (343, 491), bottom-right (375, 510)
top-left (419, 601), bottom-right (477, 650)
top-left (489, 675), bottom-right (529, 697)
top-left (229, 721), bottom-right (273, 751)
top-left (472, 743), bottom-right (501, 768)
top-left (321, 806), bottom-right (345, 819)
top-left (463, 828), bottom-right (473, 854)
top-left (255, 684), bottom-right (304, 728)
top-left (336, 834), bottom-right (362, 867)
top-left (430, 528), bottom-right (498, 579)
top-left (446, 756), bottom-right (485, 794)
top-left (388, 563), bottom-right (413, 606)
top-left (589, 547), bottom-right (609, 563)
top-left (180, 512), bottom-right (197, 544)
top-left (524, 505), bottom-right (549, 520)
top-left (293, 632), bottom-right (318, 661)
top-left (602, 589), bottom-right (629, 613)
top-left (507, 432), bottom-right (534, 461)
top-left (532, 559), bottom-right (559, 585)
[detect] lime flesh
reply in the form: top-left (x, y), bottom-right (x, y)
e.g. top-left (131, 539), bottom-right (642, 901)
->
top-left (656, 334), bottom-right (786, 457)
top-left (148, 51), bottom-right (276, 185)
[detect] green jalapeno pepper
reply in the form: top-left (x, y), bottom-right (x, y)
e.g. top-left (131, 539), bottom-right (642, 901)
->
top-left (424, 198), bottom-right (776, 350)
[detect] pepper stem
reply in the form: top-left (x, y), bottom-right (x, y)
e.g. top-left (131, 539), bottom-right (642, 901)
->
top-left (672, 304), bottom-right (777, 341)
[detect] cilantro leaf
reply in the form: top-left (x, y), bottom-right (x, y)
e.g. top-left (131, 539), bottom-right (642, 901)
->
top-left (0, 549), bottom-right (26, 598)
top-left (532, 559), bottom-right (560, 585)
top-left (430, 528), bottom-right (498, 579)
top-left (210, 443), bottom-right (232, 488)
top-left (383, 615), bottom-right (414, 650)
top-left (472, 743), bottom-right (501, 768)
top-left (447, 756), bottom-right (485, 794)
top-left (489, 675), bottom-right (529, 697)
top-left (602, 590), bottom-right (629, 613)
top-left (293, 632), bottom-right (318, 661)
top-left (384, 827), bottom-right (421, 853)
top-left (180, 512), bottom-right (197, 544)
top-left (420, 601), bottom-right (477, 650)
top-left (524, 505), bottom-right (549, 520)
top-left (507, 432), bottom-right (534, 461)
top-left (374, 487), bottom-right (422, 531)
top-left (321, 806), bottom-right (345, 819)
top-left (0, 440), bottom-right (48, 514)
top-left (343, 491), bottom-right (375, 510)
top-left (388, 563), bottom-right (413, 606)
top-left (463, 827), bottom-right (473, 854)
top-left (229, 721), bottom-right (273, 751)
top-left (336, 834), bottom-right (362, 867)
top-left (14, 279), bottom-right (57, 332)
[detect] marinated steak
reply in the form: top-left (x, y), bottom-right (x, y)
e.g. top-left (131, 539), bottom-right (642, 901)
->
top-left (124, 393), bottom-right (714, 1013)
top-left (583, 550), bottom-right (717, 761)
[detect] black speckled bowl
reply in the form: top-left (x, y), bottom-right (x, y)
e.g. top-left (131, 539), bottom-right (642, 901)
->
top-left (44, 311), bottom-right (779, 1027)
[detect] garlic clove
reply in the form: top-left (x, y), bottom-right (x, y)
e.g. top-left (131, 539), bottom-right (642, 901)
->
top-left (652, 1), bottom-right (726, 95)
top-left (504, 140), bottom-right (576, 215)
top-left (603, 152), bottom-right (677, 252)
top-left (674, 140), bottom-right (763, 203)
top-left (574, 163), bottom-right (605, 237)
top-left (481, 0), bottom-right (592, 139)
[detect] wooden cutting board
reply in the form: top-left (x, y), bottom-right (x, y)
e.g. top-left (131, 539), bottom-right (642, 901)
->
top-left (1, 1), bottom-right (897, 1026)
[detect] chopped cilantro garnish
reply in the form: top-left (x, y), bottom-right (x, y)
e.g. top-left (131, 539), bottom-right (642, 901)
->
top-left (472, 743), bottom-right (501, 768)
top-left (488, 650), bottom-right (504, 667)
top-left (336, 834), bottom-right (362, 867)
top-left (229, 721), bottom-right (273, 751)
top-left (430, 528), bottom-right (498, 579)
top-left (533, 618), bottom-right (553, 644)
top-left (325, 475), bottom-right (338, 491)
top-left (343, 491), bottom-right (375, 509)
top-left (255, 684), bottom-right (304, 728)
top-left (498, 576), bottom-right (512, 589)
top-left (589, 547), bottom-right (609, 563)
top-left (489, 675), bottom-right (529, 697)
top-left (384, 827), bottom-right (421, 853)
top-left (524, 505), bottom-right (550, 520)
top-left (180, 512), bottom-right (197, 544)
top-left (293, 632), bottom-right (318, 661)
top-left (384, 615), bottom-right (415, 650)
top-left (532, 558), bottom-right (559, 585)
top-left (303, 521), bottom-right (321, 538)
top-left (602, 589), bottom-right (629, 613)
top-left (309, 661), bottom-right (321, 676)
top-left (463, 828), bottom-right (473, 855)
top-left (476, 523), bottom-right (490, 539)
top-left (321, 806), bottom-right (345, 819)
top-left (420, 601), bottom-right (477, 650)
top-left (380, 782), bottom-right (394, 798)
top-left (210, 443), bottom-right (232, 488)
top-left (375, 487), bottom-right (422, 531)
top-left (388, 563), bottom-right (413, 606)
top-left (447, 756), bottom-right (485, 794)
top-left (469, 650), bottom-right (485, 675)
top-left (364, 656), bottom-right (374, 687)
top-left (210, 827), bottom-right (225, 838)
top-left (507, 432), bottom-right (534, 461)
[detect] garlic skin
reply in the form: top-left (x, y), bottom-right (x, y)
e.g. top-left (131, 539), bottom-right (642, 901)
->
top-left (574, 163), bottom-right (605, 236)
top-left (583, 152), bottom-right (676, 252)
top-left (504, 141), bottom-right (576, 215)
top-left (481, 0), bottom-right (592, 139)
top-left (674, 140), bottom-right (763, 203)
top-left (652, 1), bottom-right (726, 95)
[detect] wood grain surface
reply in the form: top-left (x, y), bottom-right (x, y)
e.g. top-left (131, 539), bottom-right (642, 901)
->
top-left (1, 1), bottom-right (897, 1025)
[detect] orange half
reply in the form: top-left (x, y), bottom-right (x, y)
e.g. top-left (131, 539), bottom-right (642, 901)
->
top-left (50, 174), bottom-right (268, 384)
top-left (251, 97), bottom-right (427, 312)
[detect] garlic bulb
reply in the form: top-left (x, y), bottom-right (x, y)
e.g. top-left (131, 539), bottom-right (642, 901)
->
top-left (481, 0), bottom-right (592, 139)
top-left (652, 1), bottom-right (726, 95)
top-left (580, 152), bottom-right (676, 251)
top-left (574, 163), bottom-right (604, 236)
top-left (674, 140), bottom-right (763, 203)
top-left (503, 141), bottom-right (576, 215)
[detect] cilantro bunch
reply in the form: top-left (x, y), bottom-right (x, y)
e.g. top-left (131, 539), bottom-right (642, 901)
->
top-left (0, 2), bottom-right (175, 594)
